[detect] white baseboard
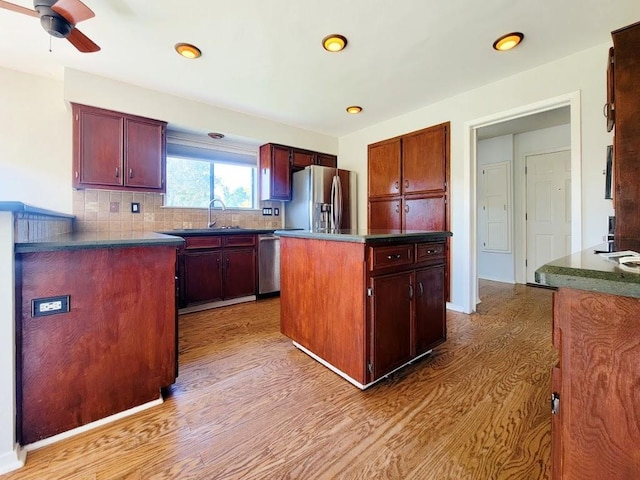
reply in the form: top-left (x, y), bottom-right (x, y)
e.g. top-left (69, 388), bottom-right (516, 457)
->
top-left (446, 302), bottom-right (465, 313)
top-left (179, 295), bottom-right (256, 314)
top-left (0, 444), bottom-right (26, 475)
top-left (478, 275), bottom-right (516, 284)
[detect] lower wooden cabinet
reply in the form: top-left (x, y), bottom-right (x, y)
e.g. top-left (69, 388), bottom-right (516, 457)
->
top-left (415, 264), bottom-right (446, 355)
top-left (551, 287), bottom-right (640, 478)
top-left (179, 235), bottom-right (257, 307)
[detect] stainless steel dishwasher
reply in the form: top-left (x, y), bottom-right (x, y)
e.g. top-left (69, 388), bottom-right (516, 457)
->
top-left (258, 234), bottom-right (280, 295)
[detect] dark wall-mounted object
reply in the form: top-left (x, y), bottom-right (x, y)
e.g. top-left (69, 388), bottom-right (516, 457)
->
top-left (604, 145), bottom-right (613, 199)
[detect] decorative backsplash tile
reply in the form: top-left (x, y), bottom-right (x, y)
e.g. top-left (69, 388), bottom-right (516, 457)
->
top-left (73, 189), bottom-right (283, 233)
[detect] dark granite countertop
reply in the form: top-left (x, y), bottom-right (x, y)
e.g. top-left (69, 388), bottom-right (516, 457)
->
top-left (535, 244), bottom-right (640, 298)
top-left (0, 201), bottom-right (75, 219)
top-left (158, 228), bottom-right (279, 236)
top-left (15, 231), bottom-right (184, 253)
top-left (274, 229), bottom-right (452, 244)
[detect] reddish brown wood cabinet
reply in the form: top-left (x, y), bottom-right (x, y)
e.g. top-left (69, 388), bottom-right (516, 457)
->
top-left (72, 103), bottom-right (167, 192)
top-left (280, 233), bottom-right (448, 388)
top-left (179, 234), bottom-right (257, 307)
top-left (17, 245), bottom-right (178, 444)
top-left (610, 21), bottom-right (640, 241)
top-left (259, 143), bottom-right (337, 201)
top-left (551, 287), bottom-right (640, 478)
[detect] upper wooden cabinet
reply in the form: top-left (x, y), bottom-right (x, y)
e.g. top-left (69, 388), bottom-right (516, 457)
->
top-left (610, 21), bottom-right (640, 242)
top-left (259, 143), bottom-right (338, 201)
top-left (72, 103), bottom-right (167, 192)
top-left (368, 139), bottom-right (402, 197)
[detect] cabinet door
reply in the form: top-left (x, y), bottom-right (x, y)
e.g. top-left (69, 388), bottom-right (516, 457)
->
top-left (370, 271), bottom-right (412, 380)
top-left (403, 196), bottom-right (446, 230)
top-left (402, 124), bottom-right (447, 194)
top-left (368, 138), bottom-right (401, 197)
top-left (291, 148), bottom-right (314, 169)
top-left (369, 198), bottom-right (402, 230)
top-left (414, 265), bottom-right (445, 355)
top-left (124, 117), bottom-right (165, 190)
top-left (260, 144), bottom-right (291, 201)
top-left (74, 105), bottom-right (124, 187)
top-left (223, 248), bottom-right (257, 299)
top-left (183, 251), bottom-right (222, 304)
top-left (315, 153), bottom-right (338, 167)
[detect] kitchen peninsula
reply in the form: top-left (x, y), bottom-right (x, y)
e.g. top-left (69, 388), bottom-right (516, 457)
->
top-left (6, 202), bottom-right (184, 446)
top-left (276, 229), bottom-right (452, 389)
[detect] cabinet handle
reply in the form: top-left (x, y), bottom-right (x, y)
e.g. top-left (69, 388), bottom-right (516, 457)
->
top-left (405, 180), bottom-right (409, 189)
top-left (129, 168), bottom-right (133, 178)
top-left (216, 258), bottom-right (220, 269)
top-left (395, 203), bottom-right (400, 213)
top-left (427, 249), bottom-right (435, 254)
top-left (75, 171), bottom-right (79, 179)
top-left (387, 254), bottom-right (402, 260)
top-left (115, 167), bottom-right (120, 178)
top-left (394, 181), bottom-right (399, 190)
top-left (405, 204), bottom-right (409, 213)
top-left (551, 392), bottom-right (560, 415)
top-left (408, 284), bottom-right (414, 299)
top-left (418, 282), bottom-right (424, 296)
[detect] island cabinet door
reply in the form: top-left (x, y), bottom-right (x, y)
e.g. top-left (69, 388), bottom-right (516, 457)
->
top-left (413, 264), bottom-right (446, 356)
top-left (183, 250), bottom-right (223, 304)
top-left (369, 271), bottom-right (413, 381)
top-left (223, 248), bottom-right (257, 299)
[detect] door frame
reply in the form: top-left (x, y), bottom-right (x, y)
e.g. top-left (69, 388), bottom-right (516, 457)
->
top-left (464, 91), bottom-right (582, 313)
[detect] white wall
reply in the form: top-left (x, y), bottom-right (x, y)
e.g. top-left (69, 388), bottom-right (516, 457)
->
top-left (0, 68), bottom-right (71, 213)
top-left (339, 42), bottom-right (614, 311)
top-left (477, 135), bottom-right (515, 283)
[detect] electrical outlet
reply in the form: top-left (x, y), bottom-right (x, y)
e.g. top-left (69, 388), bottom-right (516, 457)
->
top-left (262, 207), bottom-right (273, 216)
top-left (32, 295), bottom-right (70, 317)
top-left (131, 202), bottom-right (141, 213)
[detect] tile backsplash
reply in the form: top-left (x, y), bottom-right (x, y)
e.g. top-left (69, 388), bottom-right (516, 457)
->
top-left (73, 189), bottom-right (283, 233)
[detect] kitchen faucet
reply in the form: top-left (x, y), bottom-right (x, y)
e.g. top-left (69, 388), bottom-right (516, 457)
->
top-left (208, 198), bottom-right (226, 227)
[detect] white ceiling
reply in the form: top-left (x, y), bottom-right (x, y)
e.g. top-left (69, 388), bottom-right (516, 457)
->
top-left (1, 0), bottom-right (639, 137)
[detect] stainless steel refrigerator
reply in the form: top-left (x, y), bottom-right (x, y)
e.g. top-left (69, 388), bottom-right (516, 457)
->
top-left (285, 165), bottom-right (357, 231)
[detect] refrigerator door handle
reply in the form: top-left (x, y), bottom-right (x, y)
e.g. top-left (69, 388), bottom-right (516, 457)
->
top-left (330, 175), bottom-right (338, 230)
top-left (336, 175), bottom-right (343, 229)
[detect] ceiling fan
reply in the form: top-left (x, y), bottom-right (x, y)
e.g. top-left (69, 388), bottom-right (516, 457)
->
top-left (0, 0), bottom-right (100, 52)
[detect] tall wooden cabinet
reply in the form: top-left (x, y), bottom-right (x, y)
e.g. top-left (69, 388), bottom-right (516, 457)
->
top-left (610, 21), bottom-right (640, 243)
top-left (368, 123), bottom-right (449, 231)
top-left (72, 103), bottom-right (167, 192)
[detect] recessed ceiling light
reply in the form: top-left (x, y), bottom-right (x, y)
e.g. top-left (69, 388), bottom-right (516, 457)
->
top-left (175, 43), bottom-right (202, 59)
top-left (208, 132), bottom-right (225, 140)
top-left (492, 32), bottom-right (524, 51)
top-left (346, 106), bottom-right (362, 114)
top-left (322, 34), bottom-right (348, 52)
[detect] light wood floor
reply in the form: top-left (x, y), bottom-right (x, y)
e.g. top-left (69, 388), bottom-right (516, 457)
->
top-left (2, 280), bottom-right (556, 480)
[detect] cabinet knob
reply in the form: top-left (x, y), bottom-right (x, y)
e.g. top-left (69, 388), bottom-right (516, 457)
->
top-left (551, 392), bottom-right (560, 415)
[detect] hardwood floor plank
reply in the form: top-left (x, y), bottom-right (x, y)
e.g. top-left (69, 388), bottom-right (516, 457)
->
top-left (2, 281), bottom-right (555, 479)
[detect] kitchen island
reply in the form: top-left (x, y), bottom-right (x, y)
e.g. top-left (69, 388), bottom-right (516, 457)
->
top-left (15, 229), bottom-right (183, 445)
top-left (535, 246), bottom-right (640, 478)
top-left (276, 229), bottom-right (452, 389)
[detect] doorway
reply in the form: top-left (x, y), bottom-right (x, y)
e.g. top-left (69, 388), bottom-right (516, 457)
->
top-left (464, 92), bottom-right (582, 313)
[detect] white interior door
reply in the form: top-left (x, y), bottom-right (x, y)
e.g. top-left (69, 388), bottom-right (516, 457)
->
top-left (525, 150), bottom-right (571, 283)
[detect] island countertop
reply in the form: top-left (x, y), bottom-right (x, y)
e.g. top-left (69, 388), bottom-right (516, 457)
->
top-left (274, 229), bottom-right (452, 244)
top-left (15, 231), bottom-right (184, 253)
top-left (535, 244), bottom-right (640, 298)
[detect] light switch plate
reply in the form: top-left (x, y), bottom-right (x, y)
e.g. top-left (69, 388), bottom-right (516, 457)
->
top-left (131, 202), bottom-right (140, 213)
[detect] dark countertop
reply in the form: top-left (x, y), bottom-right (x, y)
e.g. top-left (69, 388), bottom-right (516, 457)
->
top-left (0, 201), bottom-right (75, 219)
top-left (535, 244), bottom-right (640, 298)
top-left (274, 229), bottom-right (452, 244)
top-left (15, 231), bottom-right (184, 253)
top-left (159, 228), bottom-right (279, 236)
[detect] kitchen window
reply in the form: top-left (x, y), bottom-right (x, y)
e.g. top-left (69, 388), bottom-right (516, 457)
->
top-left (165, 132), bottom-right (258, 209)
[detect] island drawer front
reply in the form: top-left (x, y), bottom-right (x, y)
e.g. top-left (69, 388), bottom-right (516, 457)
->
top-left (416, 242), bottom-right (445, 263)
top-left (184, 236), bottom-right (222, 250)
top-left (223, 235), bottom-right (256, 247)
top-left (369, 244), bottom-right (414, 270)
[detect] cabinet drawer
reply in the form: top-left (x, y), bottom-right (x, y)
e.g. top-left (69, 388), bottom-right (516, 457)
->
top-left (184, 236), bottom-right (222, 250)
top-left (223, 235), bottom-right (256, 247)
top-left (370, 244), bottom-right (414, 271)
top-left (416, 242), bottom-right (445, 263)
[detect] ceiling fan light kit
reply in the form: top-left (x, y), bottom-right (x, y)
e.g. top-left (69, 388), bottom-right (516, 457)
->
top-left (0, 0), bottom-right (100, 52)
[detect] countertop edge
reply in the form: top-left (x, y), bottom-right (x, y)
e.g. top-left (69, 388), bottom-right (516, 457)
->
top-left (15, 233), bottom-right (184, 253)
top-left (274, 230), bottom-right (452, 243)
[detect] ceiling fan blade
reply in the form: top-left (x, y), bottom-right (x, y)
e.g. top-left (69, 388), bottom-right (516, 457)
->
top-left (52, 0), bottom-right (94, 24)
top-left (0, 0), bottom-right (38, 17)
top-left (66, 27), bottom-right (100, 53)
